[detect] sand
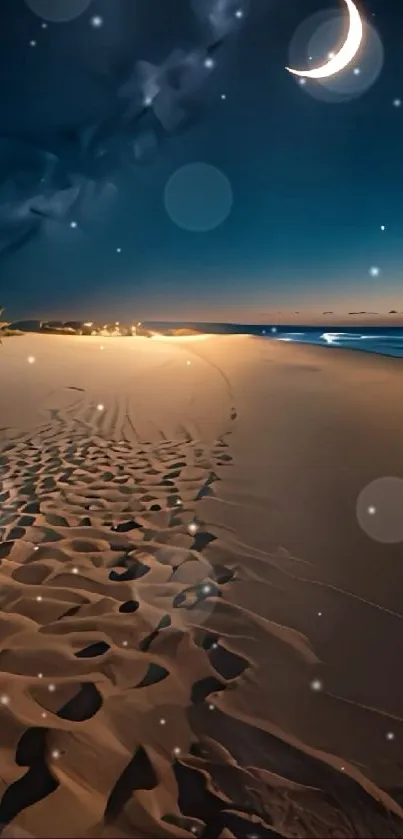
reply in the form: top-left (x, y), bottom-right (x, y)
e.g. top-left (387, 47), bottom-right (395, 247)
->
top-left (0, 332), bottom-right (403, 838)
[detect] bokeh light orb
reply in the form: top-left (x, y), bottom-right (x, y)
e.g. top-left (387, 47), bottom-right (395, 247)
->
top-left (356, 477), bottom-right (403, 544)
top-left (164, 162), bottom-right (233, 232)
top-left (25, 0), bottom-right (92, 23)
top-left (288, 10), bottom-right (384, 104)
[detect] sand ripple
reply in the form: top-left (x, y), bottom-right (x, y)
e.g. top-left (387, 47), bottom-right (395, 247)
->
top-left (0, 418), bottom-right (402, 838)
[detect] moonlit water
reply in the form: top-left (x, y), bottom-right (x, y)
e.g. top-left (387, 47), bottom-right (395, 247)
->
top-left (264, 326), bottom-right (403, 358)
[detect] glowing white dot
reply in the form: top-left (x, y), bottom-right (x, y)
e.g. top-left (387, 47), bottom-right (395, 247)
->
top-left (386, 731), bottom-right (395, 740)
top-left (381, 225), bottom-right (386, 231)
top-left (159, 718), bottom-right (166, 725)
top-left (34, 546), bottom-right (39, 551)
top-left (317, 611), bottom-right (322, 617)
top-left (176, 499), bottom-right (182, 505)
top-left (38, 672), bottom-right (43, 678)
top-left (116, 247), bottom-right (122, 253)
top-left (298, 78), bottom-right (306, 86)
top-left (271, 327), bottom-right (277, 333)
top-left (328, 51), bottom-right (335, 59)
top-left (208, 703), bottom-right (215, 710)
top-left (310, 678), bottom-right (323, 692)
top-left (41, 22), bottom-right (47, 29)
top-left (0, 694), bottom-right (10, 705)
top-left (235, 8), bottom-right (244, 18)
top-left (72, 567), bottom-right (79, 574)
top-left (221, 93), bottom-right (226, 100)
top-left (341, 765), bottom-right (345, 771)
top-left (367, 505), bottom-right (377, 516)
top-left (51, 749), bottom-right (60, 759)
top-left (36, 595), bottom-right (42, 602)
top-left (369, 266), bottom-right (380, 277)
top-left (393, 98), bottom-right (401, 108)
top-left (70, 220), bottom-right (77, 229)
top-left (30, 40), bottom-right (37, 47)
top-left (48, 683), bottom-right (56, 692)
top-left (122, 640), bottom-right (128, 647)
top-left (41, 711), bottom-right (47, 718)
top-left (211, 642), bottom-right (218, 649)
top-left (173, 746), bottom-right (181, 756)
top-left (204, 57), bottom-right (215, 69)
top-left (100, 346), bottom-right (104, 350)
top-left (90, 15), bottom-right (103, 27)
top-left (144, 96), bottom-right (153, 107)
top-left (188, 522), bottom-right (198, 536)
top-left (353, 67), bottom-right (361, 75)
top-left (27, 356), bottom-right (36, 364)
top-left (202, 585), bottom-right (212, 594)
top-left (97, 404), bottom-right (104, 412)
top-left (186, 360), bottom-right (191, 366)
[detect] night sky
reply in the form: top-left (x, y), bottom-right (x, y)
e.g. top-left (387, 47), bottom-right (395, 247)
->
top-left (1, 0), bottom-right (402, 323)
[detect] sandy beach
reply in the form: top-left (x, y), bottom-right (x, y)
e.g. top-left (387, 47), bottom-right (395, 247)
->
top-left (0, 332), bottom-right (403, 838)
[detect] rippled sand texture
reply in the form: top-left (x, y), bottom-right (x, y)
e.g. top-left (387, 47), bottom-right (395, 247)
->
top-left (1, 334), bottom-right (403, 838)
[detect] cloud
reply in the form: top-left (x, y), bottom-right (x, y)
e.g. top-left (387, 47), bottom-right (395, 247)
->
top-left (0, 0), bottom-right (248, 261)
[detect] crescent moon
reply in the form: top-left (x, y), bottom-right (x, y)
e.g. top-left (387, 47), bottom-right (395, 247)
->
top-left (286, 0), bottom-right (363, 80)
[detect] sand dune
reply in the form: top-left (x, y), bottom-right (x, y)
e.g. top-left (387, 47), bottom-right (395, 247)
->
top-left (0, 333), bottom-right (403, 837)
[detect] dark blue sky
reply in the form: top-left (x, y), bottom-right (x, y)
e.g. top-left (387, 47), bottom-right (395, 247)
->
top-left (1, 0), bottom-right (402, 323)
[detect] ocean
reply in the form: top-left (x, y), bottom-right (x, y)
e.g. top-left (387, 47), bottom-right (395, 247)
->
top-left (252, 325), bottom-right (403, 359)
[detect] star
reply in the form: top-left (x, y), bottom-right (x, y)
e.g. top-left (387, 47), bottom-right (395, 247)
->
top-left (90, 15), bottom-right (104, 28)
top-left (188, 522), bottom-right (198, 536)
top-left (310, 678), bottom-right (323, 692)
top-left (70, 220), bottom-right (78, 229)
top-left (41, 22), bottom-right (47, 29)
top-left (116, 247), bottom-right (122, 253)
top-left (204, 57), bottom-right (215, 69)
top-left (29, 40), bottom-right (37, 48)
top-left (369, 266), bottom-right (380, 277)
top-left (386, 731), bottom-right (395, 741)
top-left (393, 98), bottom-right (401, 108)
top-left (235, 9), bottom-right (244, 18)
top-left (353, 67), bottom-right (361, 75)
top-left (221, 93), bottom-right (227, 100)
top-left (380, 225), bottom-right (386, 231)
top-left (367, 505), bottom-right (376, 515)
